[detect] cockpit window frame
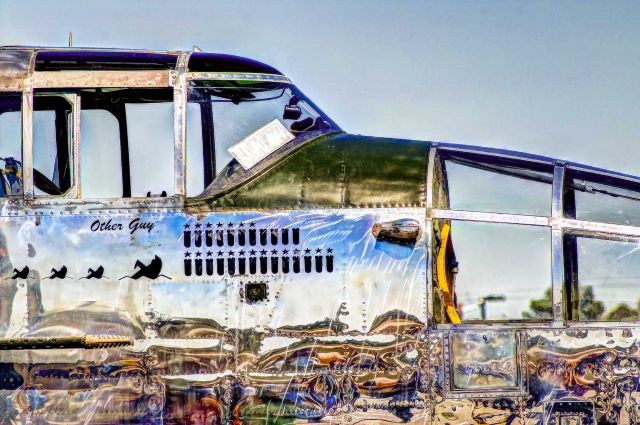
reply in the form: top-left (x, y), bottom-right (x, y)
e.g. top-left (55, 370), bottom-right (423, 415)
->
top-left (429, 143), bottom-right (640, 330)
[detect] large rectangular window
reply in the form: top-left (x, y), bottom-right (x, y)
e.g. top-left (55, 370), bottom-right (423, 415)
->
top-left (565, 235), bottom-right (640, 321)
top-left (439, 154), bottom-right (553, 216)
top-left (433, 220), bottom-right (551, 323)
top-left (79, 88), bottom-right (174, 198)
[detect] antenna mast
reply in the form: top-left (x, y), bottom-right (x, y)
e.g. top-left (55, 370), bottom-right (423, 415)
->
top-left (68, 32), bottom-right (73, 47)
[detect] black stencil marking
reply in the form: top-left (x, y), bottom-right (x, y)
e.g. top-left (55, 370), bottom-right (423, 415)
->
top-left (304, 255), bottom-right (312, 273)
top-left (120, 256), bottom-right (171, 280)
top-left (45, 266), bottom-right (70, 279)
top-left (81, 265), bottom-right (108, 280)
top-left (10, 266), bottom-right (29, 280)
top-left (293, 256), bottom-right (300, 273)
top-left (205, 230), bottom-right (213, 247)
top-left (249, 228), bottom-right (257, 246)
top-left (292, 228), bottom-right (300, 245)
top-left (281, 229), bottom-right (289, 245)
top-left (184, 258), bottom-right (192, 276)
top-left (195, 259), bottom-right (203, 276)
top-left (260, 229), bottom-right (268, 246)
top-left (206, 258), bottom-right (214, 275)
top-left (227, 229), bottom-right (235, 246)
top-left (270, 229), bottom-right (278, 245)
top-left (238, 229), bottom-right (246, 246)
top-left (216, 230), bottom-right (224, 247)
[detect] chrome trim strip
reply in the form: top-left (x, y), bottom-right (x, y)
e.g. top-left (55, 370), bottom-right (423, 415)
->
top-left (173, 52), bottom-right (191, 198)
top-left (551, 228), bottom-right (565, 324)
top-left (425, 147), bottom-right (437, 325)
top-left (431, 209), bottom-right (550, 227)
top-left (21, 86), bottom-right (33, 199)
top-left (186, 72), bottom-right (291, 83)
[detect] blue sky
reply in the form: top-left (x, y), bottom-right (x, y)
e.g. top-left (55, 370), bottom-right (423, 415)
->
top-left (1, 0), bottom-right (639, 174)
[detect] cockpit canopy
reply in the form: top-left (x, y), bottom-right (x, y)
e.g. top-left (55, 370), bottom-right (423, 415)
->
top-left (0, 47), bottom-right (339, 200)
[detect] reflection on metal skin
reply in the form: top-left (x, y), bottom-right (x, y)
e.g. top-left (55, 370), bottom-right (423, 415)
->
top-left (372, 218), bottom-right (421, 246)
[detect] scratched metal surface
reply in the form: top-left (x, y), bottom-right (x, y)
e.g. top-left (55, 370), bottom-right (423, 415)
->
top-left (0, 208), bottom-right (429, 423)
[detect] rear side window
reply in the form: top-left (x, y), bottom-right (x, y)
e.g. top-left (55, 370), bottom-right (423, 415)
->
top-left (440, 153), bottom-right (552, 216)
top-left (564, 170), bottom-right (640, 227)
top-left (0, 93), bottom-right (22, 196)
top-left (565, 236), bottom-right (640, 321)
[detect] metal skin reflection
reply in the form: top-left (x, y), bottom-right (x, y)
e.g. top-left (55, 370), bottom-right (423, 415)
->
top-left (1, 47), bottom-right (640, 424)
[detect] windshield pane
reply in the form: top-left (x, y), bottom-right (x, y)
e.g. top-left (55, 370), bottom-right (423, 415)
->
top-left (186, 81), bottom-right (338, 196)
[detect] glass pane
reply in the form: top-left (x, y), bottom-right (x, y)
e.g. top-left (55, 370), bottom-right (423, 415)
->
top-left (568, 176), bottom-right (640, 227)
top-left (33, 95), bottom-right (73, 197)
top-left (0, 94), bottom-right (22, 196)
top-left (186, 102), bottom-right (205, 196)
top-left (438, 221), bottom-right (551, 322)
top-left (80, 109), bottom-right (122, 198)
top-left (126, 101), bottom-right (174, 197)
top-left (444, 159), bottom-right (552, 216)
top-left (186, 81), bottom-right (337, 182)
top-left (572, 237), bottom-right (640, 321)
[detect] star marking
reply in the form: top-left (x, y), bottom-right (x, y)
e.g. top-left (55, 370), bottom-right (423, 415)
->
top-left (249, 222), bottom-right (256, 227)
top-left (282, 249), bottom-right (289, 255)
top-left (293, 249), bottom-right (301, 255)
top-left (228, 251), bottom-right (235, 256)
top-left (271, 249), bottom-right (278, 255)
top-left (227, 222), bottom-right (233, 227)
top-left (217, 251), bottom-right (224, 256)
top-left (183, 223), bottom-right (190, 229)
top-left (239, 222), bottom-right (245, 227)
top-left (316, 248), bottom-right (322, 253)
top-left (206, 222), bottom-right (213, 228)
top-left (216, 222), bottom-right (224, 228)
top-left (326, 248), bottom-right (333, 253)
top-left (195, 223), bottom-right (201, 229)
top-left (260, 250), bottom-right (267, 256)
top-left (249, 250), bottom-right (257, 256)
top-left (304, 248), bottom-right (311, 254)
top-left (195, 252), bottom-right (202, 257)
top-left (239, 250), bottom-right (246, 256)
top-left (184, 252), bottom-right (191, 258)
top-left (206, 251), bottom-right (213, 257)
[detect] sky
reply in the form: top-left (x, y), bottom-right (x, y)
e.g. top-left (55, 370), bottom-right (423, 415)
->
top-left (1, 0), bottom-right (639, 175)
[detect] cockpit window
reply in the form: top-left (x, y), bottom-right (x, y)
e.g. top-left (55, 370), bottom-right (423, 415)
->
top-left (564, 235), bottom-right (640, 321)
top-left (440, 153), bottom-right (553, 216)
top-left (564, 169), bottom-right (640, 227)
top-left (79, 88), bottom-right (174, 198)
top-left (434, 219), bottom-right (551, 322)
top-left (33, 94), bottom-right (74, 196)
top-left (0, 93), bottom-right (22, 196)
top-left (186, 81), bottom-right (338, 196)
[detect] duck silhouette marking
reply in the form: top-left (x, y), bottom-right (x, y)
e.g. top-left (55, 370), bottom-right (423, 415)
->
top-left (44, 266), bottom-right (70, 279)
top-left (80, 266), bottom-right (108, 280)
top-left (120, 255), bottom-right (171, 280)
top-left (10, 266), bottom-right (30, 280)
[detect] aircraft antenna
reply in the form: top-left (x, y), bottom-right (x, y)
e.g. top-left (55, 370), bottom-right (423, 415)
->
top-left (68, 31), bottom-right (73, 47)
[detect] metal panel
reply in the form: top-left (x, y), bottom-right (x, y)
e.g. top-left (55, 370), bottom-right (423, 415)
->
top-left (30, 70), bottom-right (171, 88)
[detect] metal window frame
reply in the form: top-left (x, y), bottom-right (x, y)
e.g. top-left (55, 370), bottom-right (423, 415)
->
top-left (19, 69), bottom-right (182, 210)
top-left (428, 144), bottom-right (640, 329)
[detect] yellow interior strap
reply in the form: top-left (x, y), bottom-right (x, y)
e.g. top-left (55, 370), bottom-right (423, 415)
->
top-left (436, 222), bottom-right (461, 324)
